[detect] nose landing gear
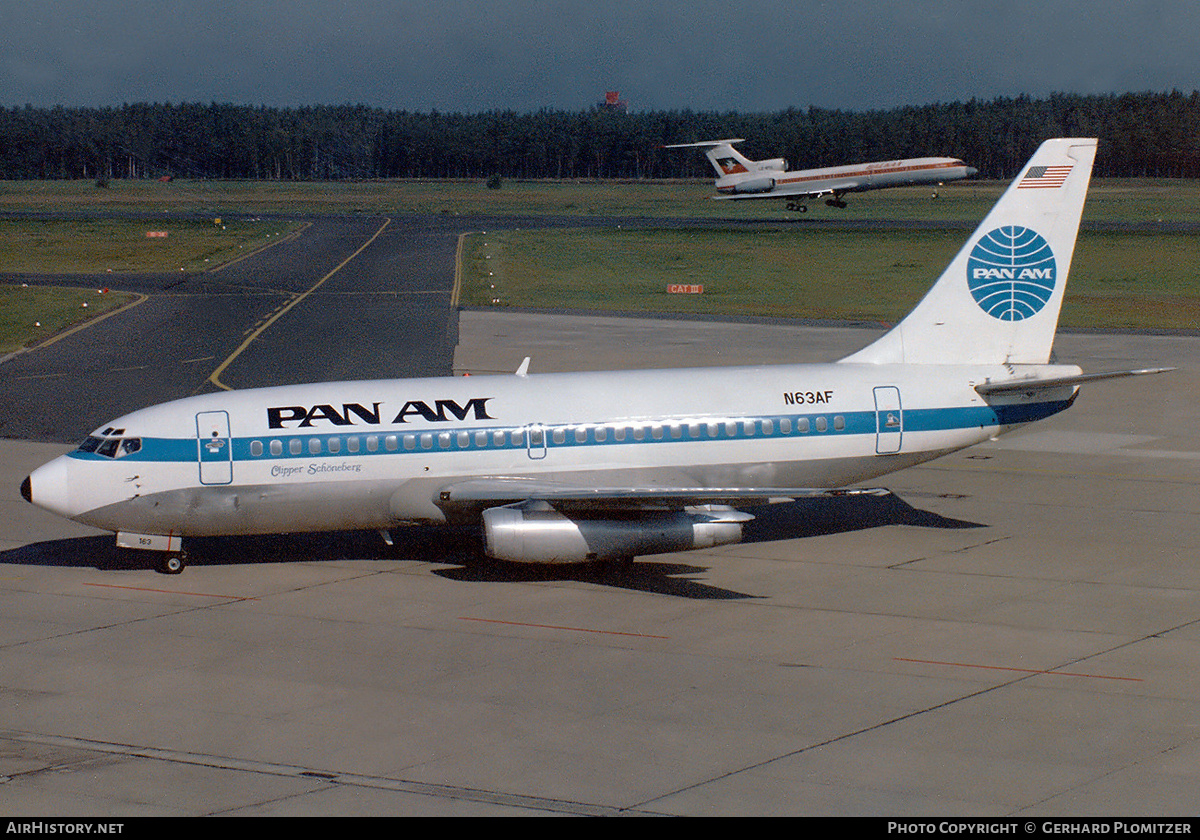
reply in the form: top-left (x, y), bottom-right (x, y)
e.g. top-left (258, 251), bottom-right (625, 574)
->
top-left (156, 550), bottom-right (187, 575)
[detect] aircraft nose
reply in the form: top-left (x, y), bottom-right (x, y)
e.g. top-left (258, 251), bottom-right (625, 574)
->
top-left (23, 457), bottom-right (76, 518)
top-left (966, 167), bottom-right (978, 177)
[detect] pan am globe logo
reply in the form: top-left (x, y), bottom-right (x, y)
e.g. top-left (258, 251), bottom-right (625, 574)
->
top-left (966, 226), bottom-right (1057, 321)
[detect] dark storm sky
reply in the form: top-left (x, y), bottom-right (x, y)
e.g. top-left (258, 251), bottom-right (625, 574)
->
top-left (5, 0), bottom-right (1198, 112)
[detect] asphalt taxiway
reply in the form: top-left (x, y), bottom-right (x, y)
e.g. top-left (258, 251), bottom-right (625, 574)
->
top-left (1, 219), bottom-right (1198, 816)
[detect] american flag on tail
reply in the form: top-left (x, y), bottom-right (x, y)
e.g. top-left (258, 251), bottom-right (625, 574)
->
top-left (1018, 164), bottom-right (1073, 188)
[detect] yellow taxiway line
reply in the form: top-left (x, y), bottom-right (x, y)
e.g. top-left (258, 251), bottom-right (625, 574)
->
top-left (205, 218), bottom-right (392, 391)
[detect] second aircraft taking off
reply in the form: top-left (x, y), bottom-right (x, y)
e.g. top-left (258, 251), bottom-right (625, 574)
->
top-left (667, 138), bottom-right (976, 211)
top-left (22, 138), bottom-right (1168, 573)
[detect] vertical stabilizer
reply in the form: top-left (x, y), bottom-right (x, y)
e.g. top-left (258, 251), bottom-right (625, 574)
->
top-left (703, 142), bottom-right (756, 178)
top-left (664, 139), bottom-right (755, 178)
top-left (840, 138), bottom-right (1097, 365)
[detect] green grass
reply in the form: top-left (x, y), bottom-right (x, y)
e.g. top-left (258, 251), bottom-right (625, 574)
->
top-left (0, 215), bottom-right (299, 351)
top-left (4, 176), bottom-right (1200, 223)
top-left (462, 227), bottom-right (940, 320)
top-left (0, 284), bottom-right (140, 353)
top-left (0, 178), bottom-right (727, 217)
top-left (461, 227), bottom-right (1200, 331)
top-left (0, 217), bottom-right (300, 274)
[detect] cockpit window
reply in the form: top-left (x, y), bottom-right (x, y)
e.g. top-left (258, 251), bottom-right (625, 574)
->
top-left (77, 434), bottom-right (142, 458)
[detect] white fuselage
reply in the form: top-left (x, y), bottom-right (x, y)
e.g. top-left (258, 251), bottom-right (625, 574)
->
top-left (26, 361), bottom-right (1079, 540)
top-left (716, 157), bottom-right (975, 199)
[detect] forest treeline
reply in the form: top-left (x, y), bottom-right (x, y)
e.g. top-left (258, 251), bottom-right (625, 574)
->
top-left (3, 90), bottom-right (1200, 182)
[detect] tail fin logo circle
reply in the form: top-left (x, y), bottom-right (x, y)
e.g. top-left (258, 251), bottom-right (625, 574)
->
top-left (966, 226), bottom-right (1057, 321)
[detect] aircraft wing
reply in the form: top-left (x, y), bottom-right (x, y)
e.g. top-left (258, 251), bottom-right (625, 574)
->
top-left (713, 180), bottom-right (863, 201)
top-left (436, 478), bottom-right (888, 512)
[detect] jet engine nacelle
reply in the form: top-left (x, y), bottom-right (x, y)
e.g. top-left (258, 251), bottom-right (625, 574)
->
top-left (758, 158), bottom-right (787, 172)
top-left (482, 501), bottom-right (750, 564)
top-left (732, 177), bottom-right (776, 194)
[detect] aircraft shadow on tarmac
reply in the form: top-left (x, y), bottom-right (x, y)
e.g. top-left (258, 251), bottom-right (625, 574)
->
top-left (2, 492), bottom-right (981, 600)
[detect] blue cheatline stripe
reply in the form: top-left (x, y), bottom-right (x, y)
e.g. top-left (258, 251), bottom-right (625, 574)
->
top-left (65, 400), bottom-right (1074, 465)
top-left (904, 399), bottom-right (1073, 432)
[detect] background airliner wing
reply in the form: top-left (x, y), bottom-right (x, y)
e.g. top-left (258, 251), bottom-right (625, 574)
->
top-left (713, 181), bottom-right (862, 201)
top-left (713, 190), bottom-right (826, 201)
top-left (436, 478), bottom-right (888, 511)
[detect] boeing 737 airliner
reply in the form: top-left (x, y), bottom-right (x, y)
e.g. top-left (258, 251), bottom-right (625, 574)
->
top-left (667, 138), bottom-right (976, 211)
top-left (21, 138), bottom-right (1168, 573)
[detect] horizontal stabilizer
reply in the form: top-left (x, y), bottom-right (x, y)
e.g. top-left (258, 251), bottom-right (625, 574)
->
top-left (662, 138), bottom-right (745, 149)
top-left (975, 367), bottom-right (1174, 395)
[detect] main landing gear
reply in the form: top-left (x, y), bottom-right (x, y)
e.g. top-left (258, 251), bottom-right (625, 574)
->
top-left (786, 192), bottom-right (849, 212)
